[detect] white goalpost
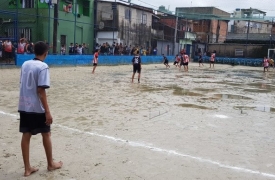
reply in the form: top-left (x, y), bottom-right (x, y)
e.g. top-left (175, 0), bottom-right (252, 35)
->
top-left (267, 49), bottom-right (275, 59)
top-left (267, 49), bottom-right (275, 67)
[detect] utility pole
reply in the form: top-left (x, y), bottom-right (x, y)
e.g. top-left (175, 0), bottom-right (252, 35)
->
top-left (246, 20), bottom-right (250, 57)
top-left (270, 18), bottom-right (273, 49)
top-left (173, 13), bottom-right (178, 55)
top-left (53, 0), bottom-right (59, 54)
top-left (112, 0), bottom-right (117, 44)
top-left (48, 2), bottom-right (51, 46)
top-left (74, 0), bottom-right (77, 48)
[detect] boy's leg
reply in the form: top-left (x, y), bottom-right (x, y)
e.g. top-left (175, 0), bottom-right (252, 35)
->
top-left (21, 133), bottom-right (39, 176)
top-left (92, 66), bottom-right (96, 74)
top-left (132, 73), bottom-right (135, 83)
top-left (138, 73), bottom-right (140, 83)
top-left (41, 132), bottom-right (63, 171)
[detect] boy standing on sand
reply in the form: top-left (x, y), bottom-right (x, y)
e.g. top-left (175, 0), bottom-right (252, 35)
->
top-left (162, 54), bottom-right (170, 68)
top-left (132, 50), bottom-right (142, 83)
top-left (198, 53), bottom-right (204, 67)
top-left (18, 41), bottom-right (63, 177)
top-left (263, 57), bottom-right (269, 72)
top-left (210, 51), bottom-right (216, 68)
top-left (92, 49), bottom-right (99, 74)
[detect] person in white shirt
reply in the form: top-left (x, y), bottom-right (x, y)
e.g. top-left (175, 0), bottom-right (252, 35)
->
top-left (18, 41), bottom-right (63, 177)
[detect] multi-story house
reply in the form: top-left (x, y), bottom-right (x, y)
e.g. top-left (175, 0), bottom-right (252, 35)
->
top-left (227, 8), bottom-right (275, 44)
top-left (1, 0), bottom-right (94, 53)
top-left (155, 14), bottom-right (196, 56)
top-left (95, 0), bottom-right (153, 47)
top-left (176, 7), bottom-right (230, 44)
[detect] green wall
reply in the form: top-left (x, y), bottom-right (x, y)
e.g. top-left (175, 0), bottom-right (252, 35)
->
top-left (2, 0), bottom-right (94, 53)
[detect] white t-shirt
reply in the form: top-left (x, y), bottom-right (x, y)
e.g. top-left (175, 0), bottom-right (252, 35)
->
top-left (18, 59), bottom-right (50, 113)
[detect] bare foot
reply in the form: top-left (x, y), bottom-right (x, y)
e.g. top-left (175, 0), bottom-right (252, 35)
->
top-left (24, 167), bottom-right (39, 177)
top-left (48, 161), bottom-right (63, 171)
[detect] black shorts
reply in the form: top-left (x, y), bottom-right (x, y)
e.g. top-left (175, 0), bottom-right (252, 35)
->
top-left (199, 60), bottom-right (202, 63)
top-left (93, 63), bottom-right (97, 66)
top-left (264, 66), bottom-right (269, 69)
top-left (210, 61), bottom-right (215, 64)
top-left (5, 51), bottom-right (12, 58)
top-left (184, 62), bottom-right (188, 66)
top-left (133, 64), bottom-right (141, 73)
top-left (19, 112), bottom-right (50, 135)
top-left (174, 61), bottom-right (179, 65)
top-left (164, 60), bottom-right (168, 65)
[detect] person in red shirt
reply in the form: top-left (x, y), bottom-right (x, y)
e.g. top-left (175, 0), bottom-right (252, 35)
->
top-left (4, 39), bottom-right (13, 63)
top-left (263, 57), bottom-right (269, 72)
top-left (183, 52), bottom-right (190, 71)
top-left (210, 51), bottom-right (216, 68)
top-left (92, 49), bottom-right (99, 74)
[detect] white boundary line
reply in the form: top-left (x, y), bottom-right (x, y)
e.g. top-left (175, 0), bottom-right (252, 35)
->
top-left (1, 111), bottom-right (275, 179)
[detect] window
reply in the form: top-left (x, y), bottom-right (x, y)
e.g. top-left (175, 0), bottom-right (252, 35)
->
top-left (141, 13), bottom-right (147, 24)
top-left (101, 6), bottom-right (113, 20)
top-left (22, 0), bottom-right (34, 8)
top-left (125, 9), bottom-right (131, 20)
top-left (83, 1), bottom-right (90, 16)
top-left (5, 28), bottom-right (32, 40)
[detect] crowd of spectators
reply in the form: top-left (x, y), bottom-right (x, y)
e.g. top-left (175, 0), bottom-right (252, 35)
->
top-left (95, 42), bottom-right (158, 56)
top-left (0, 39), bottom-right (158, 64)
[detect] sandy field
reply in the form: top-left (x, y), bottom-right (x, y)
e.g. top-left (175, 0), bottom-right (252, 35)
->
top-left (0, 63), bottom-right (275, 180)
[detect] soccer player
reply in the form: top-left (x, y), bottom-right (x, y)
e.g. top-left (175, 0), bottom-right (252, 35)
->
top-left (162, 54), bottom-right (170, 68)
top-left (132, 50), bottom-right (142, 83)
top-left (183, 52), bottom-right (190, 71)
top-left (263, 57), bottom-right (269, 72)
top-left (18, 41), bottom-right (63, 177)
top-left (173, 54), bottom-right (180, 68)
top-left (92, 49), bottom-right (99, 74)
top-left (210, 51), bottom-right (216, 68)
top-left (198, 53), bottom-right (204, 67)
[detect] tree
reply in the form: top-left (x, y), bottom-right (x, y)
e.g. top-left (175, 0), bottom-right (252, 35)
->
top-left (53, 0), bottom-right (59, 54)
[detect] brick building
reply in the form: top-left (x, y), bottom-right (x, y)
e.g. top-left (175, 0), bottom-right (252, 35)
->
top-left (176, 7), bottom-right (230, 44)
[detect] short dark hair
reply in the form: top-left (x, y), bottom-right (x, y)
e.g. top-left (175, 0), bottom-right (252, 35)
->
top-left (34, 41), bottom-right (48, 56)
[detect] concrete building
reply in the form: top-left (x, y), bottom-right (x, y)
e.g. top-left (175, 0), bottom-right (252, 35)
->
top-left (227, 8), bottom-right (274, 44)
top-left (176, 7), bottom-right (230, 44)
top-left (229, 8), bottom-right (271, 34)
top-left (0, 0), bottom-right (95, 53)
top-left (95, 0), bottom-right (153, 47)
top-left (156, 14), bottom-right (196, 56)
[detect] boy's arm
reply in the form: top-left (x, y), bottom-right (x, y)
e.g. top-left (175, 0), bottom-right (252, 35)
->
top-left (37, 87), bottom-right (52, 125)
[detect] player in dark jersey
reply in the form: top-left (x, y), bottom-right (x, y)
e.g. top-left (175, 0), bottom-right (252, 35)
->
top-left (173, 54), bottom-right (180, 68)
top-left (198, 53), bottom-right (204, 67)
top-left (132, 50), bottom-right (142, 83)
top-left (162, 54), bottom-right (170, 68)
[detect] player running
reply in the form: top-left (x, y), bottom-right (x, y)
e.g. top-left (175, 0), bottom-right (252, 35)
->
top-left (162, 54), bottom-right (170, 68)
top-left (173, 54), bottom-right (180, 68)
top-left (132, 50), bottom-right (142, 83)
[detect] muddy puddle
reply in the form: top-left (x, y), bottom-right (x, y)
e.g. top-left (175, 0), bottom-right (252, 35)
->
top-left (193, 88), bottom-right (217, 92)
top-left (178, 103), bottom-right (213, 110)
top-left (170, 85), bottom-right (203, 96)
top-left (246, 83), bottom-right (275, 91)
top-left (139, 84), bottom-right (168, 92)
top-left (243, 88), bottom-right (272, 93)
top-left (201, 94), bottom-right (252, 101)
top-left (234, 106), bottom-right (275, 113)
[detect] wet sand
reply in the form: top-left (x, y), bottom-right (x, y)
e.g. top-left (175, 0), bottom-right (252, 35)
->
top-left (0, 63), bottom-right (275, 180)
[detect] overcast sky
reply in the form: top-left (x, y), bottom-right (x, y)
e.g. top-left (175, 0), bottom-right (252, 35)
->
top-left (131, 0), bottom-right (275, 17)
